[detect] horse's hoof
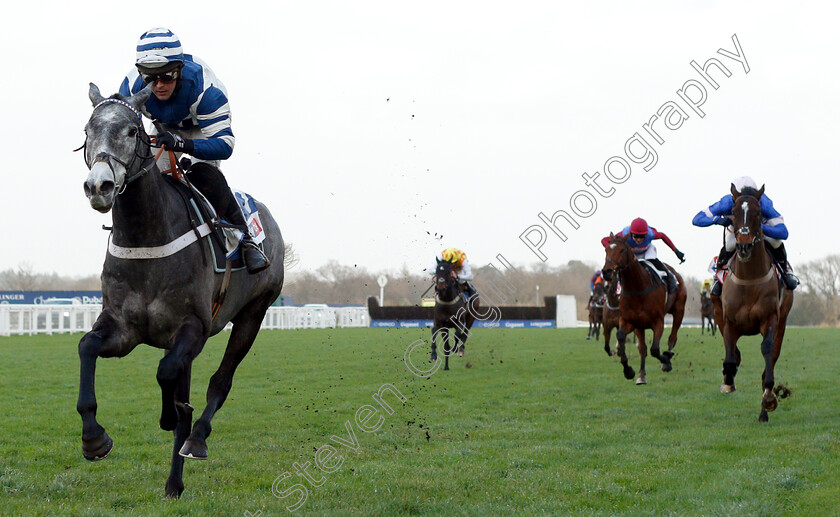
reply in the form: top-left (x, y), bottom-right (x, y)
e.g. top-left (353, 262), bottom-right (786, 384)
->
top-left (429, 353), bottom-right (437, 363)
top-left (661, 362), bottom-right (672, 373)
top-left (586, 336), bottom-right (591, 340)
top-left (635, 377), bottom-right (647, 385)
top-left (623, 366), bottom-right (635, 380)
top-left (759, 410), bottom-right (769, 423)
top-left (720, 383), bottom-right (736, 394)
top-left (164, 480), bottom-right (185, 499)
top-left (179, 438), bottom-right (208, 460)
top-left (604, 347), bottom-right (612, 357)
top-left (82, 431), bottom-right (114, 461)
top-left (458, 345), bottom-right (465, 357)
top-left (762, 397), bottom-right (778, 413)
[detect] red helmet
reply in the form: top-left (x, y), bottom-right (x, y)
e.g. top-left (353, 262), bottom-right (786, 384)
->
top-left (629, 217), bottom-right (649, 235)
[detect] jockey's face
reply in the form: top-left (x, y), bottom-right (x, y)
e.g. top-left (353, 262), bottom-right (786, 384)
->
top-left (631, 233), bottom-right (645, 244)
top-left (151, 78), bottom-right (177, 101)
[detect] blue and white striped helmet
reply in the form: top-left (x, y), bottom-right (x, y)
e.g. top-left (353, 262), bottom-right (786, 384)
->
top-left (135, 27), bottom-right (184, 72)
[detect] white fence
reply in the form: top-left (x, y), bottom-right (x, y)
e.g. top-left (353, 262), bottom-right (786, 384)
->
top-left (0, 304), bottom-right (370, 336)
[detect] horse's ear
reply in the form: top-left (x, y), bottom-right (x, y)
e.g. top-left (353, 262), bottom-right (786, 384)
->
top-left (89, 83), bottom-right (105, 106)
top-left (730, 183), bottom-right (739, 199)
top-left (128, 82), bottom-right (153, 111)
top-left (620, 233), bottom-right (629, 242)
top-left (757, 184), bottom-right (765, 199)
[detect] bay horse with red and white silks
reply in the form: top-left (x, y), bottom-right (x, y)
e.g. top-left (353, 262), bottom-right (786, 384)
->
top-left (602, 234), bottom-right (687, 384)
top-left (712, 184), bottom-right (794, 423)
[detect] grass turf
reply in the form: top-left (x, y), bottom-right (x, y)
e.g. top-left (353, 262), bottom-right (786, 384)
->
top-left (0, 327), bottom-right (838, 516)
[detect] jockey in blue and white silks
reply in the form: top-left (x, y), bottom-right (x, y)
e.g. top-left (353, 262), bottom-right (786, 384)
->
top-left (117, 27), bottom-right (268, 274)
top-left (692, 175), bottom-right (798, 294)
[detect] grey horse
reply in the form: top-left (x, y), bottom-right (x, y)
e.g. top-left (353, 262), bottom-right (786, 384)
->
top-left (79, 82), bottom-right (285, 498)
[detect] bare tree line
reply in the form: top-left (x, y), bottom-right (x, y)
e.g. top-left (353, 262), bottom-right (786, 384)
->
top-left (3, 252), bottom-right (837, 326)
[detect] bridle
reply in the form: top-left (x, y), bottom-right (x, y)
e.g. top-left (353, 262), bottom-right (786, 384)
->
top-left (434, 263), bottom-right (460, 305)
top-left (75, 98), bottom-right (157, 195)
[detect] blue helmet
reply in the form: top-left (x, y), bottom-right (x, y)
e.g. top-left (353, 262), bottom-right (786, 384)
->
top-left (135, 27), bottom-right (184, 73)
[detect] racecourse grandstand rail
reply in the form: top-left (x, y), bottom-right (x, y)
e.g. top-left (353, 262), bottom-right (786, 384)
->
top-left (0, 305), bottom-right (369, 336)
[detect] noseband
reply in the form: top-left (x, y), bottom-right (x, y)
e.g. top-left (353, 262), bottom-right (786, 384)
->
top-left (76, 98), bottom-right (156, 194)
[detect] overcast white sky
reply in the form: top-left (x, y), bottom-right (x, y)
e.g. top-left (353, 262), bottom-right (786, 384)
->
top-left (1, 1), bottom-right (837, 283)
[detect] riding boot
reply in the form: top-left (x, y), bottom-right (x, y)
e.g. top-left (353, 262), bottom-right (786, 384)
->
top-left (711, 247), bottom-right (734, 296)
top-left (224, 200), bottom-right (270, 274)
top-left (768, 243), bottom-right (799, 290)
top-left (460, 281), bottom-right (477, 301)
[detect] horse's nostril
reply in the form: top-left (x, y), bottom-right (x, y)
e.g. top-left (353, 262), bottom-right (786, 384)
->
top-left (99, 181), bottom-right (115, 196)
top-left (83, 182), bottom-right (92, 197)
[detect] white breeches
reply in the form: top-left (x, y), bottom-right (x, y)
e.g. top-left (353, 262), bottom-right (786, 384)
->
top-left (723, 228), bottom-right (781, 251)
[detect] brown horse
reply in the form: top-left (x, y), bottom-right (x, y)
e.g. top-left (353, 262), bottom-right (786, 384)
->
top-left (602, 234), bottom-right (687, 384)
top-left (601, 278), bottom-right (621, 356)
top-left (700, 292), bottom-right (716, 336)
top-left (712, 184), bottom-right (794, 422)
top-left (587, 282), bottom-right (605, 341)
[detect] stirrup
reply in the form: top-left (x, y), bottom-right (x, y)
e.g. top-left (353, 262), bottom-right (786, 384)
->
top-left (711, 280), bottom-right (722, 296)
top-left (242, 241), bottom-right (270, 274)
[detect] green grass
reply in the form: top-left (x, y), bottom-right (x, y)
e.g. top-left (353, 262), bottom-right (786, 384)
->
top-left (0, 328), bottom-right (839, 516)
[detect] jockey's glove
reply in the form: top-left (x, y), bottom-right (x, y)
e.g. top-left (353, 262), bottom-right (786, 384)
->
top-left (675, 250), bottom-right (686, 263)
top-left (714, 216), bottom-right (733, 227)
top-left (157, 132), bottom-right (194, 154)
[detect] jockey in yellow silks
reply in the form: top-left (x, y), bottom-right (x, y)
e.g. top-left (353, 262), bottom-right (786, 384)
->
top-left (430, 248), bottom-right (477, 300)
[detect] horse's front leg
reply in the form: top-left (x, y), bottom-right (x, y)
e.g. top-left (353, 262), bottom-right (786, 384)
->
top-left (77, 312), bottom-right (129, 461)
top-left (430, 326), bottom-right (439, 363)
top-left (758, 317), bottom-right (780, 422)
top-left (615, 320), bottom-right (635, 380)
top-left (721, 322), bottom-right (740, 394)
top-left (635, 328), bottom-right (648, 385)
top-left (157, 317), bottom-right (206, 432)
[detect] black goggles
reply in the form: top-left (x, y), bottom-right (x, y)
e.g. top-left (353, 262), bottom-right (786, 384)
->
top-left (631, 233), bottom-right (646, 239)
top-left (141, 70), bottom-right (180, 84)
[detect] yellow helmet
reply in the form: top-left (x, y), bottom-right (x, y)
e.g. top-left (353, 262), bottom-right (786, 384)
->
top-left (441, 247), bottom-right (466, 265)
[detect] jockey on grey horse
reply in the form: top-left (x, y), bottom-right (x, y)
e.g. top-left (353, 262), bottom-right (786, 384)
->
top-left (119, 27), bottom-right (269, 273)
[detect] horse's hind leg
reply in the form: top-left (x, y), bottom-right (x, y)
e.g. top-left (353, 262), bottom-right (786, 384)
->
top-left (759, 318), bottom-right (781, 422)
top-left (181, 302), bottom-right (267, 459)
top-left (165, 364), bottom-right (193, 498)
top-left (615, 322), bottom-right (635, 380)
top-left (662, 303), bottom-right (685, 366)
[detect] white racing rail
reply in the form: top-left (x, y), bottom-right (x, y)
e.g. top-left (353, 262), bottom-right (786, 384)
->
top-left (0, 305), bottom-right (369, 336)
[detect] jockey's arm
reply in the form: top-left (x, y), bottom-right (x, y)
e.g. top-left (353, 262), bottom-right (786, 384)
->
top-left (601, 231), bottom-right (623, 247)
top-left (189, 85), bottom-right (234, 161)
top-left (759, 195), bottom-right (789, 240)
top-left (651, 229), bottom-right (678, 253)
top-left (692, 195), bottom-right (733, 227)
top-left (458, 261), bottom-right (474, 282)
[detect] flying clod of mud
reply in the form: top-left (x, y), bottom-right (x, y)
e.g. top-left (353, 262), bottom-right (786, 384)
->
top-left (773, 383), bottom-right (792, 399)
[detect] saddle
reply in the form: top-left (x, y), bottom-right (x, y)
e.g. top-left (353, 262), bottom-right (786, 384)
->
top-left (162, 175), bottom-right (267, 273)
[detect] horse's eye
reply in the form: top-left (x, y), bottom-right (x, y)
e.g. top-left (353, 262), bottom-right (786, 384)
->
top-left (127, 127), bottom-right (137, 137)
